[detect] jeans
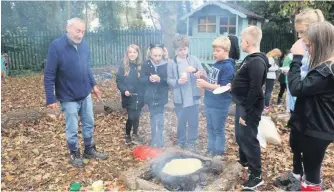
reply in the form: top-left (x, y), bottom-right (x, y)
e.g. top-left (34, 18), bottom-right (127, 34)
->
top-left (149, 104), bottom-right (165, 147)
top-left (175, 104), bottom-right (200, 147)
top-left (287, 85), bottom-right (297, 111)
top-left (60, 94), bottom-right (94, 152)
top-left (264, 79), bottom-right (275, 107)
top-left (205, 104), bottom-right (231, 155)
top-left (235, 104), bottom-right (262, 176)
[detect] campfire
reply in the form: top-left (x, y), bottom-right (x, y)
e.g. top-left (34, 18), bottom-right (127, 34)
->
top-left (120, 147), bottom-right (243, 191)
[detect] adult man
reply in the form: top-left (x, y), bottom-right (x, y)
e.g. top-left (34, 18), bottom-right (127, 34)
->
top-left (44, 18), bottom-right (107, 167)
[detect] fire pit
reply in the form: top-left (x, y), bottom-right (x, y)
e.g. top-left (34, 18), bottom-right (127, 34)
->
top-left (120, 147), bottom-right (243, 191)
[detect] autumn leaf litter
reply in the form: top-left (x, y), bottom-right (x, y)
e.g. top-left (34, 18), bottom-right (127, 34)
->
top-left (1, 74), bottom-right (333, 191)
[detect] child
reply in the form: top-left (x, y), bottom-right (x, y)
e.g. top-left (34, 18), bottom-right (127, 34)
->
top-left (167, 35), bottom-right (206, 150)
top-left (288, 22), bottom-right (334, 191)
top-left (264, 48), bottom-right (282, 110)
top-left (276, 49), bottom-right (290, 105)
top-left (228, 35), bottom-right (240, 61)
top-left (231, 26), bottom-right (269, 190)
top-left (196, 36), bottom-right (234, 158)
top-left (274, 8), bottom-right (326, 191)
top-left (140, 44), bottom-right (169, 148)
top-left (116, 44), bottom-right (144, 145)
top-left (280, 52), bottom-right (293, 112)
top-left (1, 53), bottom-right (8, 78)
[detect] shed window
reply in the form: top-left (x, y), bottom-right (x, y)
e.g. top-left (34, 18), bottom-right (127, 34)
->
top-left (219, 16), bottom-right (236, 35)
top-left (198, 16), bottom-right (216, 33)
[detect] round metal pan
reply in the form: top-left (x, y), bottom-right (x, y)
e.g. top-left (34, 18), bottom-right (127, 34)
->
top-left (150, 154), bottom-right (212, 191)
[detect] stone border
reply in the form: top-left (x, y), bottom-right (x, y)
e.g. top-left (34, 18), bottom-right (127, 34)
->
top-left (119, 147), bottom-right (243, 191)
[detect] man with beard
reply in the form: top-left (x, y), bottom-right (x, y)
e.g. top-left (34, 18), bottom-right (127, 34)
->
top-left (44, 18), bottom-right (107, 167)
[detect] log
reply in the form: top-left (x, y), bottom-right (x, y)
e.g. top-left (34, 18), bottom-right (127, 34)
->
top-left (118, 168), bottom-right (138, 190)
top-left (202, 161), bottom-right (243, 191)
top-left (136, 178), bottom-right (166, 191)
top-left (2, 100), bottom-right (235, 127)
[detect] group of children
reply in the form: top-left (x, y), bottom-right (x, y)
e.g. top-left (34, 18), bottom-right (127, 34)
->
top-left (274, 8), bottom-right (334, 192)
top-left (115, 7), bottom-right (334, 191)
top-left (253, 8), bottom-right (334, 192)
top-left (116, 25), bottom-right (266, 189)
top-left (116, 34), bottom-right (235, 155)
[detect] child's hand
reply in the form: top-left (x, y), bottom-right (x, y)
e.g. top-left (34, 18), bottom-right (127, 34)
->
top-left (48, 103), bottom-right (59, 111)
top-left (178, 77), bottom-right (187, 84)
top-left (290, 39), bottom-right (305, 55)
top-left (196, 79), bottom-right (207, 88)
top-left (239, 117), bottom-right (247, 126)
top-left (186, 66), bottom-right (197, 73)
top-left (194, 71), bottom-right (202, 79)
top-left (125, 91), bottom-right (131, 96)
top-left (149, 75), bottom-right (156, 82)
top-left (155, 75), bottom-right (161, 82)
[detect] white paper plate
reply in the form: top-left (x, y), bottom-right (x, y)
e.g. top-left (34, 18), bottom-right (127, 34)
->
top-left (280, 67), bottom-right (290, 72)
top-left (213, 86), bottom-right (231, 94)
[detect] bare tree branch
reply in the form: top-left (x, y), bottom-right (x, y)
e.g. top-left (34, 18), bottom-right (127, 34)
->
top-left (125, 3), bottom-right (129, 28)
top-left (147, 3), bottom-right (159, 30)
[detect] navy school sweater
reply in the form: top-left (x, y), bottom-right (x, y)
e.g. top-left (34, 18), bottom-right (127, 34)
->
top-left (204, 58), bottom-right (235, 108)
top-left (44, 34), bottom-right (96, 105)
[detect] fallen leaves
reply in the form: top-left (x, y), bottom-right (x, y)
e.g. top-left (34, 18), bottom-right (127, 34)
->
top-left (1, 74), bottom-right (333, 191)
top-left (32, 149), bottom-right (40, 155)
top-left (5, 175), bottom-right (14, 182)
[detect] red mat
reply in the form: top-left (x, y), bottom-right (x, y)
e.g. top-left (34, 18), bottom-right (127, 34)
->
top-left (133, 145), bottom-right (162, 160)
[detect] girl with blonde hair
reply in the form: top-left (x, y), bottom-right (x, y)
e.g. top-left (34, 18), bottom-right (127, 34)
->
top-left (274, 8), bottom-right (326, 191)
top-left (288, 21), bottom-right (334, 191)
top-left (140, 44), bottom-right (169, 148)
top-left (116, 44), bottom-right (144, 145)
top-left (264, 48), bottom-right (282, 110)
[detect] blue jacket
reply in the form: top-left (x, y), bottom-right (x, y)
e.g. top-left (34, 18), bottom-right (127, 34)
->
top-left (204, 58), bottom-right (235, 109)
top-left (44, 34), bottom-right (96, 105)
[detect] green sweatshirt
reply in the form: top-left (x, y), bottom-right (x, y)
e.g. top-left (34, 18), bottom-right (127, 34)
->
top-left (282, 53), bottom-right (292, 84)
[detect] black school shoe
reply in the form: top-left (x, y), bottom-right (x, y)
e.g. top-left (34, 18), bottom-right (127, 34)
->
top-left (124, 135), bottom-right (132, 145)
top-left (238, 160), bottom-right (249, 169)
top-left (274, 172), bottom-right (301, 188)
top-left (69, 150), bottom-right (85, 167)
top-left (242, 174), bottom-right (264, 190)
top-left (83, 146), bottom-right (108, 160)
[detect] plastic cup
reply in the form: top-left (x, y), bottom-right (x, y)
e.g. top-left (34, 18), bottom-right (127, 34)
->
top-left (92, 180), bottom-right (104, 192)
top-left (69, 182), bottom-right (81, 191)
top-left (181, 72), bottom-right (187, 79)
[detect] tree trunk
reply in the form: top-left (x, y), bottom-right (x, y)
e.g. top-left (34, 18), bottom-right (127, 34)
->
top-left (46, 1), bottom-right (63, 32)
top-left (125, 4), bottom-right (129, 28)
top-left (136, 0), bottom-right (143, 20)
top-left (66, 1), bottom-right (71, 20)
top-left (85, 1), bottom-right (89, 30)
top-left (156, 1), bottom-right (178, 58)
top-left (185, 1), bottom-right (191, 13)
